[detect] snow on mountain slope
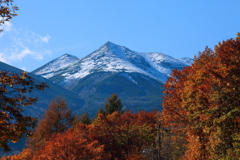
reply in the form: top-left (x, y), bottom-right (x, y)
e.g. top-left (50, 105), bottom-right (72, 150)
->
top-left (178, 57), bottom-right (194, 66)
top-left (60, 42), bottom-right (166, 84)
top-left (32, 53), bottom-right (79, 78)
top-left (33, 42), bottom-right (193, 84)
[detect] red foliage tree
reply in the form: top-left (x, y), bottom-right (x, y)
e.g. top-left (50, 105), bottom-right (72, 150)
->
top-left (5, 109), bottom-right (157, 159)
top-left (0, 71), bottom-right (48, 152)
top-left (27, 97), bottom-right (74, 151)
top-left (75, 110), bottom-right (157, 159)
top-left (162, 36), bottom-right (240, 159)
top-left (1, 148), bottom-right (32, 160)
top-left (33, 129), bottom-right (106, 160)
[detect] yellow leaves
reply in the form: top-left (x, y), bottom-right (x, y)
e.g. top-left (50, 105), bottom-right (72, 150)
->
top-left (0, 119), bottom-right (4, 124)
top-left (11, 138), bottom-right (18, 143)
top-left (0, 87), bottom-right (7, 92)
top-left (8, 111), bottom-right (157, 159)
top-left (0, 71), bottom-right (47, 152)
top-left (4, 113), bottom-right (9, 118)
top-left (21, 75), bottom-right (26, 80)
top-left (1, 148), bottom-right (32, 160)
top-left (17, 97), bottom-right (23, 103)
top-left (0, 1), bottom-right (19, 32)
top-left (162, 37), bottom-right (240, 159)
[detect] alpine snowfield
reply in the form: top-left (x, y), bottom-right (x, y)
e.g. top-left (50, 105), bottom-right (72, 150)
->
top-left (32, 41), bottom-right (193, 85)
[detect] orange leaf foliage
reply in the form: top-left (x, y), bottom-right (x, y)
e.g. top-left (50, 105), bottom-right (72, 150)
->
top-left (75, 110), bottom-right (157, 159)
top-left (5, 110), bottom-right (157, 159)
top-left (33, 130), bottom-right (106, 160)
top-left (162, 37), bottom-right (240, 159)
top-left (0, 71), bottom-right (48, 152)
top-left (1, 148), bottom-right (32, 160)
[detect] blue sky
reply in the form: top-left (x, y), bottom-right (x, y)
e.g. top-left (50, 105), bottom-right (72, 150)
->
top-left (0, 0), bottom-right (239, 72)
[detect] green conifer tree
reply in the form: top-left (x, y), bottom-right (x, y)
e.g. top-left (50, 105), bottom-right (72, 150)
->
top-left (76, 112), bottom-right (92, 125)
top-left (96, 93), bottom-right (124, 117)
top-left (104, 93), bottom-right (123, 115)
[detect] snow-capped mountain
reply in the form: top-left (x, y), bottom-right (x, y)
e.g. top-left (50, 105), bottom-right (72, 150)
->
top-left (1, 43), bottom-right (193, 156)
top-left (32, 42), bottom-right (193, 114)
top-left (33, 53), bottom-right (79, 79)
top-left (178, 57), bottom-right (194, 66)
top-left (33, 42), bottom-right (193, 85)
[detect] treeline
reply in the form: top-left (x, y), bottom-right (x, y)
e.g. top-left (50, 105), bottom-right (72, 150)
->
top-left (161, 34), bottom-right (240, 159)
top-left (2, 34), bottom-right (240, 160)
top-left (1, 95), bottom-right (161, 160)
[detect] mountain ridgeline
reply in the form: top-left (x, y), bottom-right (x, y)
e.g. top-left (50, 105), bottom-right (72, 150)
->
top-left (0, 62), bottom-right (85, 156)
top-left (32, 42), bottom-right (193, 115)
top-left (0, 62), bottom-right (85, 118)
top-left (0, 42), bottom-right (192, 156)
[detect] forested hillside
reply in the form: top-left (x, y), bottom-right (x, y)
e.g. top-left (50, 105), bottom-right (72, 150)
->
top-left (2, 35), bottom-right (240, 160)
top-left (1, 1), bottom-right (240, 159)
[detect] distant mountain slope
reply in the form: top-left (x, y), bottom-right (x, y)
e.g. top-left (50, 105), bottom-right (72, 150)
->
top-left (32, 42), bottom-right (193, 114)
top-left (70, 72), bottom-right (164, 113)
top-left (178, 57), bottom-right (194, 66)
top-left (0, 61), bottom-right (86, 156)
top-left (0, 61), bottom-right (85, 118)
top-left (1, 42), bottom-right (193, 157)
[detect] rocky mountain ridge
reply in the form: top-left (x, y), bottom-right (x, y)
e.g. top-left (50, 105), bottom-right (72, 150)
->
top-left (33, 42), bottom-right (193, 87)
top-left (32, 42), bottom-right (193, 114)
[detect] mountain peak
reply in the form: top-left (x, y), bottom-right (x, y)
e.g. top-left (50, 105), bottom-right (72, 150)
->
top-left (105, 41), bottom-right (117, 46)
top-left (33, 42), bottom-right (192, 83)
top-left (51, 53), bottom-right (79, 63)
top-left (60, 53), bottom-right (78, 59)
top-left (32, 53), bottom-right (79, 78)
top-left (102, 41), bottom-right (122, 50)
top-left (62, 53), bottom-right (71, 56)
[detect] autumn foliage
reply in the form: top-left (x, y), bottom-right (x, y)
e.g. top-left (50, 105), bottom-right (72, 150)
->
top-left (162, 36), bottom-right (240, 159)
top-left (2, 110), bottom-right (158, 160)
top-left (0, 71), bottom-right (48, 152)
top-left (27, 97), bottom-right (74, 151)
top-left (85, 110), bottom-right (157, 159)
top-left (0, 0), bottom-right (18, 32)
top-left (33, 130), bottom-right (105, 160)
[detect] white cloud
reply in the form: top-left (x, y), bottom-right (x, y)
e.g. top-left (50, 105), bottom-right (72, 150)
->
top-left (0, 53), bottom-right (11, 64)
top-left (9, 47), bottom-right (33, 61)
top-left (35, 54), bottom-right (44, 60)
top-left (4, 21), bottom-right (12, 32)
top-left (0, 24), bottom-right (52, 64)
top-left (38, 34), bottom-right (51, 43)
top-left (0, 21), bottom-right (13, 37)
top-left (20, 67), bottom-right (27, 71)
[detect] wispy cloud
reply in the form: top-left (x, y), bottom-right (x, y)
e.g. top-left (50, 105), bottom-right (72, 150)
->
top-left (9, 47), bottom-right (33, 61)
top-left (0, 23), bottom-right (52, 65)
top-left (0, 53), bottom-right (10, 64)
top-left (38, 34), bottom-right (51, 43)
top-left (0, 21), bottom-right (13, 37)
top-left (20, 67), bottom-right (27, 71)
top-left (3, 21), bottom-right (12, 32)
top-left (35, 54), bottom-right (44, 60)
